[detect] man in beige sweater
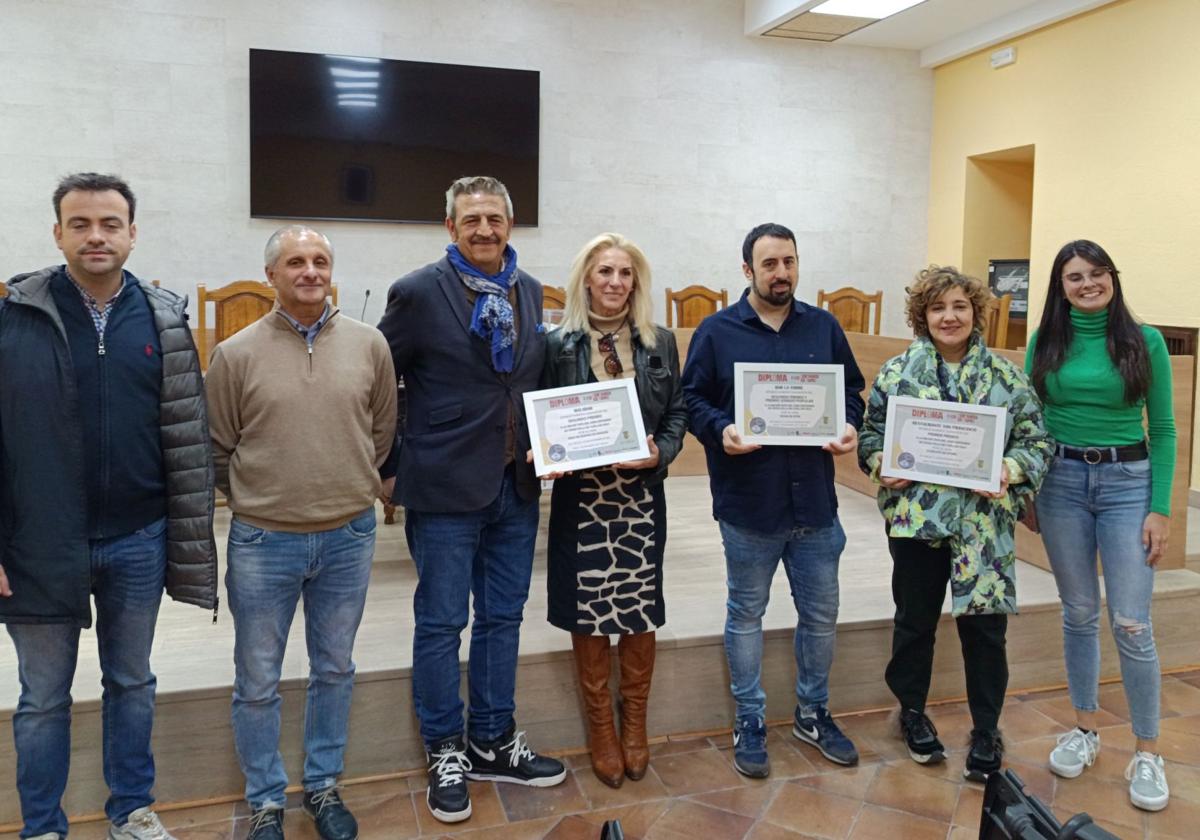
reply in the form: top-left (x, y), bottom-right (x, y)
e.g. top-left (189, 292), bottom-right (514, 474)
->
top-left (205, 226), bottom-right (397, 840)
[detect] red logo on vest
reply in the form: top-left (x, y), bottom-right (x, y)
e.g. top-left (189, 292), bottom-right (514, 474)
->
top-left (145, 344), bottom-right (153, 356)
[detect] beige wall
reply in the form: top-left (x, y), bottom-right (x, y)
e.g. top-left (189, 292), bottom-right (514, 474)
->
top-left (927, 0), bottom-right (1200, 486)
top-left (962, 154), bottom-right (1033, 285)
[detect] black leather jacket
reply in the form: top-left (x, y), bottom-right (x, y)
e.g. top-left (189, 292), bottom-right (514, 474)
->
top-left (542, 323), bottom-right (689, 486)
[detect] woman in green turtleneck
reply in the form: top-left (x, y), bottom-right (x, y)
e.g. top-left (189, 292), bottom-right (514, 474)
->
top-left (1025, 240), bottom-right (1176, 813)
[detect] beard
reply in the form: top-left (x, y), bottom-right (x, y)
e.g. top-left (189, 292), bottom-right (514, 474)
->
top-left (752, 277), bottom-right (794, 307)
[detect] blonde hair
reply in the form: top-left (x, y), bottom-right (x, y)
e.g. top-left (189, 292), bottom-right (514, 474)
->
top-left (559, 233), bottom-right (657, 349)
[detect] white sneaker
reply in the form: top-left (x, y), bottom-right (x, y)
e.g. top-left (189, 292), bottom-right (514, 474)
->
top-left (1048, 727), bottom-right (1100, 778)
top-left (1125, 751), bottom-right (1169, 812)
top-left (108, 807), bottom-right (177, 840)
top-left (26, 834), bottom-right (62, 840)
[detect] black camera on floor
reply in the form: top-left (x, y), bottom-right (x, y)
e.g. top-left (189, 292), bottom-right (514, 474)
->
top-left (980, 769), bottom-right (1120, 839)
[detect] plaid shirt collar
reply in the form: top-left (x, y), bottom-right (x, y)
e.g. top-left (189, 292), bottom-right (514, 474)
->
top-left (65, 267), bottom-right (128, 337)
top-left (277, 303), bottom-right (333, 347)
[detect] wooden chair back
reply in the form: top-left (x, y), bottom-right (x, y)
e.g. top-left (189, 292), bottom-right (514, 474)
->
top-left (983, 293), bottom-right (1012, 348)
top-left (665, 285), bottom-right (728, 328)
top-left (542, 285), bottom-right (567, 323)
top-left (196, 281), bottom-right (339, 370)
top-left (0, 280), bottom-right (7, 298)
top-left (816, 286), bottom-right (882, 335)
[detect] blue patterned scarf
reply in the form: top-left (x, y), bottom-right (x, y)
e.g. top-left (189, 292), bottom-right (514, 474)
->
top-left (447, 243), bottom-right (519, 373)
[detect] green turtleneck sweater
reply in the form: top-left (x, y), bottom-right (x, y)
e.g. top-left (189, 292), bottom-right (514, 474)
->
top-left (1024, 308), bottom-right (1175, 515)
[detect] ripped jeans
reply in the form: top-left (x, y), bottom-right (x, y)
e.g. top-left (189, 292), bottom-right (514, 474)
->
top-left (1038, 455), bottom-right (1160, 739)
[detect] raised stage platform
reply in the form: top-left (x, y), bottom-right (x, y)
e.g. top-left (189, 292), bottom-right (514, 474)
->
top-left (2, 476), bottom-right (1198, 829)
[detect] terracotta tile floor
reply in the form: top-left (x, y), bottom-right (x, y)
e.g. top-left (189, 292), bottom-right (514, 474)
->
top-left (7, 671), bottom-right (1200, 840)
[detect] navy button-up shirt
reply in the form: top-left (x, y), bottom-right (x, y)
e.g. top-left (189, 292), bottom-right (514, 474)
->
top-left (681, 290), bottom-right (865, 533)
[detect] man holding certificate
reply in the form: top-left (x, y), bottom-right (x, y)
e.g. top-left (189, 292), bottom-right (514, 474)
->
top-left (681, 223), bottom-right (865, 778)
top-left (857, 265), bottom-right (1051, 783)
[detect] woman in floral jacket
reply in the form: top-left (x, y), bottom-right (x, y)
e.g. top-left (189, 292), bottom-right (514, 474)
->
top-left (858, 265), bottom-right (1052, 784)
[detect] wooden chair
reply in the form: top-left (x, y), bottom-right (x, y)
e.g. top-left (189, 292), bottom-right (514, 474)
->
top-left (816, 286), bottom-right (882, 335)
top-left (983, 293), bottom-right (1012, 348)
top-left (196, 281), bottom-right (339, 370)
top-left (665, 285), bottom-right (728, 328)
top-left (542, 285), bottom-right (567, 324)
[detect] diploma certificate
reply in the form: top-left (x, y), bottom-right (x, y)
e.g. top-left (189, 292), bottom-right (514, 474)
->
top-left (733, 363), bottom-right (846, 446)
top-left (524, 379), bottom-right (651, 477)
top-left (881, 396), bottom-right (1008, 492)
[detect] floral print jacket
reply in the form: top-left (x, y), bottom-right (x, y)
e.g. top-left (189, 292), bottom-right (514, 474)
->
top-left (858, 335), bottom-right (1053, 615)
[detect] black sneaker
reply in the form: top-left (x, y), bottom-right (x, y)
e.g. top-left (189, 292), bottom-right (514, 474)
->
top-left (426, 736), bottom-right (472, 823)
top-left (793, 705), bottom-right (859, 766)
top-left (246, 806), bottom-right (285, 840)
top-left (899, 709), bottom-right (945, 765)
top-left (964, 728), bottom-right (1003, 782)
top-left (302, 787), bottom-right (358, 840)
top-left (465, 725), bottom-right (567, 787)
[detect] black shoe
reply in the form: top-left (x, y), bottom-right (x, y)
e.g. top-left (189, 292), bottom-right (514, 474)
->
top-left (426, 736), bottom-right (472, 823)
top-left (246, 806), bottom-right (285, 840)
top-left (964, 728), bottom-right (1003, 782)
top-left (465, 725), bottom-right (567, 787)
top-left (899, 709), bottom-right (945, 765)
top-left (302, 787), bottom-right (358, 840)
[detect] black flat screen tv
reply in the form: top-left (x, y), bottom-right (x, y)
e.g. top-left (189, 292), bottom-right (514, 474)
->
top-left (249, 48), bottom-right (539, 225)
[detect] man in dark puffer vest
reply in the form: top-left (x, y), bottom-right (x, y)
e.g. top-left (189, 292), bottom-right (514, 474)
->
top-left (0, 173), bottom-right (218, 840)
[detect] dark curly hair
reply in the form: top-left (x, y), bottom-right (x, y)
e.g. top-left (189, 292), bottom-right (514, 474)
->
top-left (905, 265), bottom-right (990, 339)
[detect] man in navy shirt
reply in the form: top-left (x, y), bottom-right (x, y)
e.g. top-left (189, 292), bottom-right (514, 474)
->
top-left (681, 222), bottom-right (865, 778)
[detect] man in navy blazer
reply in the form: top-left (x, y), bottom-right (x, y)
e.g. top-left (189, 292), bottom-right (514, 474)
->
top-left (377, 176), bottom-right (565, 824)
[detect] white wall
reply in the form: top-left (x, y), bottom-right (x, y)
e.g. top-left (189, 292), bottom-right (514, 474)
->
top-left (0, 0), bottom-right (933, 332)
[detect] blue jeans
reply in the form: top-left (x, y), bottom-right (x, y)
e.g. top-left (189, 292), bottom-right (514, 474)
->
top-left (718, 518), bottom-right (846, 720)
top-left (405, 467), bottom-right (538, 745)
top-left (1038, 456), bottom-right (1160, 739)
top-left (6, 517), bottom-right (167, 838)
top-left (226, 508), bottom-right (376, 810)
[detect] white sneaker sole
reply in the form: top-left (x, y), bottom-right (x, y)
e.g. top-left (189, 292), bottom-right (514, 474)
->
top-left (427, 791), bottom-right (472, 823)
top-left (908, 747), bottom-right (946, 765)
top-left (1130, 789), bottom-right (1169, 812)
top-left (465, 768), bottom-right (568, 787)
top-left (1048, 757), bottom-right (1086, 779)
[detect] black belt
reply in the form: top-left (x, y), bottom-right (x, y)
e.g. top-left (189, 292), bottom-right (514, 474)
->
top-left (1056, 441), bottom-right (1148, 464)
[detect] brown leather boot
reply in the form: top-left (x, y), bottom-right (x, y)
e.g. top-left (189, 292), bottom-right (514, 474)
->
top-left (617, 631), bottom-right (656, 780)
top-left (572, 633), bottom-right (625, 787)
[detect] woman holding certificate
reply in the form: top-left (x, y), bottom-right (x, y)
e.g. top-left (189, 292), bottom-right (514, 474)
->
top-left (1026, 240), bottom-right (1175, 812)
top-left (541, 233), bottom-right (688, 788)
top-left (858, 266), bottom-right (1052, 783)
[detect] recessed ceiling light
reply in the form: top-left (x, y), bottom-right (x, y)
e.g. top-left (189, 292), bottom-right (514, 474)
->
top-left (338, 93), bottom-right (377, 100)
top-left (809, 0), bottom-right (924, 19)
top-left (334, 81), bottom-right (378, 89)
top-left (338, 100), bottom-right (376, 108)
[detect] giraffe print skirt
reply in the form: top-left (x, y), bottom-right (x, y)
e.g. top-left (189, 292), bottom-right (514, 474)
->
top-left (546, 466), bottom-right (666, 635)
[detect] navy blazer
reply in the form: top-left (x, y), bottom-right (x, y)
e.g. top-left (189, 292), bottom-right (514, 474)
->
top-left (378, 255), bottom-right (545, 512)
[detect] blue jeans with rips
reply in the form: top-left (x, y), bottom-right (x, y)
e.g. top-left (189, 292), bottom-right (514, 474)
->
top-left (718, 517), bottom-right (846, 721)
top-left (6, 516), bottom-right (168, 838)
top-left (404, 467), bottom-right (539, 746)
top-left (226, 508), bottom-right (376, 810)
top-left (1037, 456), bottom-right (1161, 740)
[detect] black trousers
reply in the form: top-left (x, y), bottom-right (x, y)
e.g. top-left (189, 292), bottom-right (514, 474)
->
top-left (884, 536), bottom-right (1009, 731)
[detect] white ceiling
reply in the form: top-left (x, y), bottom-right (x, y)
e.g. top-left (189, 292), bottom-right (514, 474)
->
top-left (746, 0), bottom-right (1119, 66)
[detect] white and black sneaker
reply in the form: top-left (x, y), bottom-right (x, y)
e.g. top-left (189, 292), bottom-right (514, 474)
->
top-left (465, 725), bottom-right (567, 787)
top-left (426, 735), bottom-right (472, 823)
top-left (899, 708), bottom-right (946, 765)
